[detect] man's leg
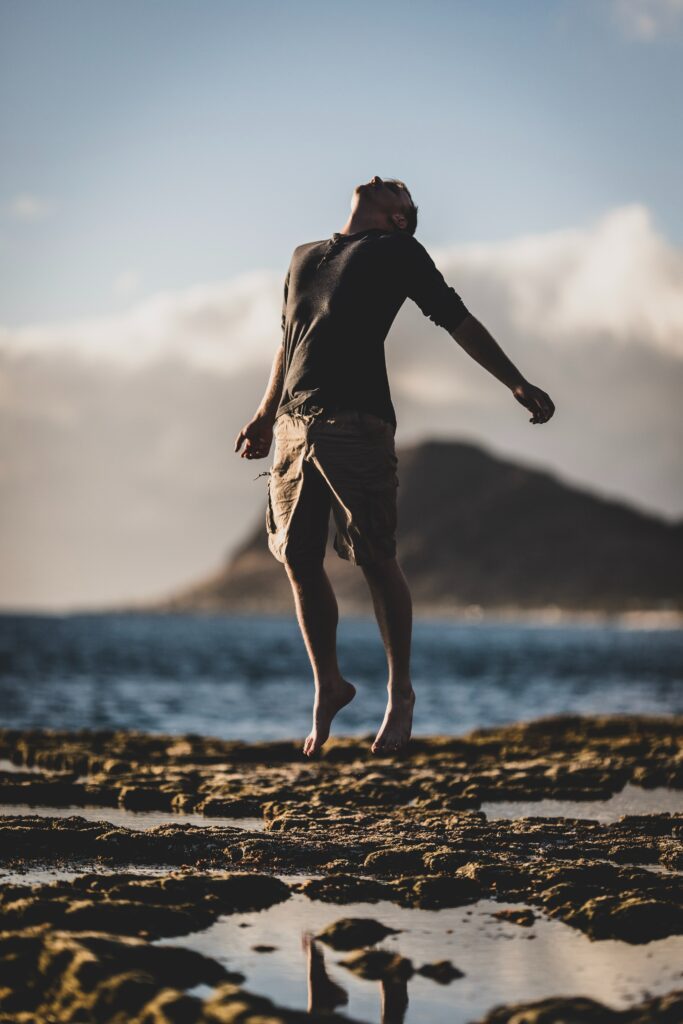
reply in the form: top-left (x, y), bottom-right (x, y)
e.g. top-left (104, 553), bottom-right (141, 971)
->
top-left (361, 555), bottom-right (415, 753)
top-left (284, 554), bottom-right (356, 757)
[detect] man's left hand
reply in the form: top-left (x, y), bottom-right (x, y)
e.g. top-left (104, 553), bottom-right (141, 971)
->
top-left (512, 381), bottom-right (555, 424)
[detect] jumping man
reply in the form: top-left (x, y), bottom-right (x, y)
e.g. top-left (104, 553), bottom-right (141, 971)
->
top-left (235, 175), bottom-right (555, 757)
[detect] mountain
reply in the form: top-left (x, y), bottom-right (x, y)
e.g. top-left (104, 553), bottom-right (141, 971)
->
top-left (154, 438), bottom-right (683, 617)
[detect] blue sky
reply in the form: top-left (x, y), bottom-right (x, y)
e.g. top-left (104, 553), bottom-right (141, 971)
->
top-left (1, 0), bottom-right (681, 324)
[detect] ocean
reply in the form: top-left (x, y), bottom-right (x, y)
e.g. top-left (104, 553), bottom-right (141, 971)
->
top-left (1, 611), bottom-right (681, 739)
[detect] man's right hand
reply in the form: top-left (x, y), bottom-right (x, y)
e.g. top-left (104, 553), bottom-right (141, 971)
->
top-left (234, 413), bottom-right (275, 459)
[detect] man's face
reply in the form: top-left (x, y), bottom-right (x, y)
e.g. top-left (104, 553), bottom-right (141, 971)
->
top-left (352, 175), bottom-right (415, 231)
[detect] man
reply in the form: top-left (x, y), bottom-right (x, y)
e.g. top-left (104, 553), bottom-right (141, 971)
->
top-left (235, 175), bottom-right (555, 758)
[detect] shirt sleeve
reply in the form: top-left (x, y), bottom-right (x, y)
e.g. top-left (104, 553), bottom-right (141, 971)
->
top-left (404, 237), bottom-right (469, 332)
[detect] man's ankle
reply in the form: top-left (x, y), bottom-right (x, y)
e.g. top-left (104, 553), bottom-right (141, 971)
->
top-left (388, 680), bottom-right (414, 700)
top-left (314, 672), bottom-right (345, 692)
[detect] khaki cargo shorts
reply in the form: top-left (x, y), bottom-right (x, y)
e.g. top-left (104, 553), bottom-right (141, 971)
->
top-left (266, 409), bottom-right (399, 567)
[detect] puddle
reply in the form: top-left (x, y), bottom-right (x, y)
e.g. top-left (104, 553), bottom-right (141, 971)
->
top-left (0, 867), bottom-right (318, 888)
top-left (481, 784), bottom-right (683, 824)
top-left (0, 864), bottom-right (175, 885)
top-left (159, 892), bottom-right (683, 1024)
top-left (0, 759), bottom-right (28, 773)
top-left (0, 803), bottom-right (264, 832)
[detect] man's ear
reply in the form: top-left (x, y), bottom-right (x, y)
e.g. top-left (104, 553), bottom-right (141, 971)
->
top-left (391, 211), bottom-right (408, 231)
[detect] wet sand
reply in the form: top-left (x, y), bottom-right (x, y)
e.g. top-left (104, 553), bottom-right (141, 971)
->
top-left (0, 714), bottom-right (681, 1023)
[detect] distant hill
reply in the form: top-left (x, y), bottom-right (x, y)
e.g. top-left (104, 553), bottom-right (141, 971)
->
top-left (154, 438), bottom-right (683, 617)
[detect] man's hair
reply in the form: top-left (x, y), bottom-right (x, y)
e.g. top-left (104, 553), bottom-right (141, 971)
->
top-left (385, 178), bottom-right (418, 236)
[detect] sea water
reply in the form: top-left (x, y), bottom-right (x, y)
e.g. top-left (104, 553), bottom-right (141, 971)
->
top-left (0, 612), bottom-right (681, 737)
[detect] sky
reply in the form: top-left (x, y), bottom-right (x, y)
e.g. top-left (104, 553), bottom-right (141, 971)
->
top-left (1, 0), bottom-right (682, 610)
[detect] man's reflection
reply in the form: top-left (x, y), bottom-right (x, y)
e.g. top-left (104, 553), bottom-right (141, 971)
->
top-left (302, 932), bottom-right (409, 1024)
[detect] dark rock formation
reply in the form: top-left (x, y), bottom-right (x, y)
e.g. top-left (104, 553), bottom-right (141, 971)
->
top-left (152, 439), bottom-right (683, 615)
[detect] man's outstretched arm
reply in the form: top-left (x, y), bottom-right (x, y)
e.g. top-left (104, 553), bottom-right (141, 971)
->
top-left (405, 237), bottom-right (555, 425)
top-left (449, 313), bottom-right (555, 424)
top-left (234, 342), bottom-right (285, 459)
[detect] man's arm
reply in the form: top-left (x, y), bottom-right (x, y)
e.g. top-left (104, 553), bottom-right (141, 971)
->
top-left (450, 313), bottom-right (555, 424)
top-left (235, 265), bottom-right (290, 460)
top-left (404, 238), bottom-right (555, 425)
top-left (234, 342), bottom-right (285, 459)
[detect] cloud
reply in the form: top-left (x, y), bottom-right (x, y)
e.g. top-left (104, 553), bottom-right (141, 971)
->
top-left (0, 269), bottom-right (282, 374)
top-left (612, 0), bottom-right (683, 39)
top-left (2, 204), bottom-right (680, 372)
top-left (5, 193), bottom-right (52, 222)
top-left (1, 204), bottom-right (681, 610)
top-left (433, 204), bottom-right (683, 358)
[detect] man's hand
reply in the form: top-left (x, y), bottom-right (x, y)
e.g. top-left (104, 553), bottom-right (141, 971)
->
top-left (512, 380), bottom-right (555, 424)
top-left (234, 413), bottom-right (275, 459)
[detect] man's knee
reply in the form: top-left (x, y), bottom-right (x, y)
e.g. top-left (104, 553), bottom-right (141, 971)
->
top-left (283, 551), bottom-right (325, 582)
top-left (360, 553), bottom-right (399, 578)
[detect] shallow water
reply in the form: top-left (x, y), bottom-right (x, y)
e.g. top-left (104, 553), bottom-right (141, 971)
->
top-left (0, 804), bottom-right (264, 832)
top-left (1, 612), bottom-right (681, 738)
top-left (161, 892), bottom-right (683, 1024)
top-left (481, 783), bottom-right (683, 824)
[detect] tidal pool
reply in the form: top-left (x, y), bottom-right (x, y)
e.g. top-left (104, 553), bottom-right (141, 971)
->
top-left (0, 803), bottom-right (265, 832)
top-left (481, 783), bottom-right (683, 824)
top-left (160, 891), bottom-right (683, 1024)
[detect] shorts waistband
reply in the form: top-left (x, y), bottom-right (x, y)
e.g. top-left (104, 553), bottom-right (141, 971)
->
top-left (278, 407), bottom-right (393, 430)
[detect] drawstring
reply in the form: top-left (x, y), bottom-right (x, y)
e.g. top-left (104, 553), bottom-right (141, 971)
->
top-left (253, 470), bottom-right (271, 480)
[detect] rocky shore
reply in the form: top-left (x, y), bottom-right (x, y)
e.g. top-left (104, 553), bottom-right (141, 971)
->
top-left (0, 715), bottom-right (681, 1023)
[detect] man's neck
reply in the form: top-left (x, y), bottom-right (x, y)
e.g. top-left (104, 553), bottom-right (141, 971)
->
top-left (338, 213), bottom-right (392, 236)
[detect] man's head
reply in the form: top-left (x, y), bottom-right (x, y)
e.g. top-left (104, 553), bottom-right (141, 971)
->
top-left (352, 175), bottom-right (418, 235)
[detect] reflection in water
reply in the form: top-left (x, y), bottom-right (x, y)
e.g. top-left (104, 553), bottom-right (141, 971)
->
top-left (159, 894), bottom-right (683, 1024)
top-left (303, 932), bottom-right (408, 1024)
top-left (303, 933), bottom-right (349, 1014)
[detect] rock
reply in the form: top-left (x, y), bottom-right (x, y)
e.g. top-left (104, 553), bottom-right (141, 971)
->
top-left (316, 917), bottom-right (399, 951)
top-left (424, 849), bottom-right (471, 872)
top-left (470, 990), bottom-right (683, 1023)
top-left (493, 909), bottom-right (536, 927)
top-left (417, 960), bottom-right (465, 983)
top-left (363, 847), bottom-right (426, 874)
top-left (118, 787), bottom-right (176, 811)
top-left (396, 874), bottom-right (481, 909)
top-left (567, 895), bottom-right (683, 943)
top-left (197, 797), bottom-right (261, 818)
top-left (301, 874), bottom-right (393, 904)
top-left (341, 949), bottom-right (413, 981)
top-left (0, 873), bottom-right (291, 940)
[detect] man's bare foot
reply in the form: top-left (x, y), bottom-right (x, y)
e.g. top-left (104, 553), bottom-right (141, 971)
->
top-left (371, 688), bottom-right (415, 755)
top-left (303, 678), bottom-right (356, 757)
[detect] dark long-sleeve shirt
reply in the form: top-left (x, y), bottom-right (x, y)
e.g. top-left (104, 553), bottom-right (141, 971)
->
top-left (276, 227), bottom-right (470, 428)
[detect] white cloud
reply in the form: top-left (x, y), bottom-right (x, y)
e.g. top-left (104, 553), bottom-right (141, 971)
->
top-left (612, 0), bottom-right (683, 39)
top-left (5, 193), bottom-right (52, 222)
top-left (1, 204), bottom-right (681, 374)
top-left (433, 205), bottom-right (683, 358)
top-left (0, 269), bottom-right (282, 375)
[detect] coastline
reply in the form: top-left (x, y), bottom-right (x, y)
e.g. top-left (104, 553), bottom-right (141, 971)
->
top-left (1, 714), bottom-right (681, 1022)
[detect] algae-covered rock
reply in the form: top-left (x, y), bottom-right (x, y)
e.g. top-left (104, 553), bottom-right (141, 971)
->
top-left (395, 874), bottom-right (481, 909)
top-left (316, 917), bottom-right (399, 951)
top-left (492, 908), bottom-right (536, 927)
top-left (363, 847), bottom-right (425, 874)
top-left (301, 874), bottom-right (393, 904)
top-left (341, 949), bottom-right (413, 981)
top-left (471, 990), bottom-right (683, 1023)
top-left (417, 960), bottom-right (465, 984)
top-left (565, 895), bottom-right (683, 943)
